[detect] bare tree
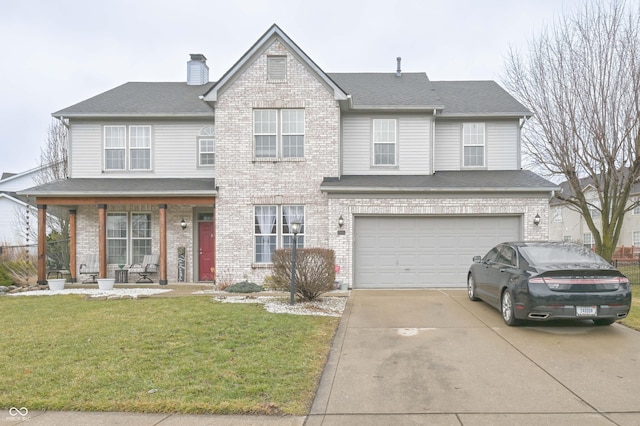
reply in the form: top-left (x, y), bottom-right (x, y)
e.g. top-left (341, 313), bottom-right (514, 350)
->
top-left (34, 118), bottom-right (69, 185)
top-left (503, 1), bottom-right (640, 261)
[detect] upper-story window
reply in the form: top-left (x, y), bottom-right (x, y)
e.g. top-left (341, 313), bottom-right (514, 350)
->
top-left (463, 123), bottom-right (485, 167)
top-left (104, 125), bottom-right (151, 171)
top-left (372, 119), bottom-right (397, 166)
top-left (254, 109), bottom-right (304, 159)
top-left (633, 197), bottom-right (640, 215)
top-left (267, 55), bottom-right (287, 81)
top-left (198, 126), bottom-right (215, 167)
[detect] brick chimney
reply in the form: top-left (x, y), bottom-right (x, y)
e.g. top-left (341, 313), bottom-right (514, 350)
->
top-left (187, 54), bottom-right (209, 85)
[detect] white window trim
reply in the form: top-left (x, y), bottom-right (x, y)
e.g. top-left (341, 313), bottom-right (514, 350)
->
top-left (253, 205), bottom-right (305, 264)
top-left (129, 125), bottom-right (152, 171)
top-left (104, 126), bottom-right (126, 171)
top-left (372, 118), bottom-right (397, 167)
top-left (633, 231), bottom-right (640, 247)
top-left (462, 122), bottom-right (486, 168)
top-left (103, 125), bottom-right (152, 171)
top-left (107, 212), bottom-right (152, 265)
top-left (198, 126), bottom-right (215, 167)
top-left (253, 109), bottom-right (305, 160)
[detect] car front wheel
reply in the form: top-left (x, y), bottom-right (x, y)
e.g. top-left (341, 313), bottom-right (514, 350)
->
top-left (467, 275), bottom-right (479, 301)
top-left (501, 289), bottom-right (520, 326)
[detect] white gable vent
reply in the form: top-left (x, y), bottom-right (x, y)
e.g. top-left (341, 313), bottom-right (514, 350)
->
top-left (187, 54), bottom-right (209, 85)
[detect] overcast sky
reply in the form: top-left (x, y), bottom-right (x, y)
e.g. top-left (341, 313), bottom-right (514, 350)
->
top-left (0, 0), bottom-right (589, 175)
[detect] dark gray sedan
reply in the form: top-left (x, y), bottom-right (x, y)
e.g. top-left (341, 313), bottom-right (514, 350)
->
top-left (467, 241), bottom-right (632, 326)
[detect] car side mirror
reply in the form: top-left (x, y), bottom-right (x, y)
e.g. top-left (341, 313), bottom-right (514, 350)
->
top-left (473, 256), bottom-right (482, 263)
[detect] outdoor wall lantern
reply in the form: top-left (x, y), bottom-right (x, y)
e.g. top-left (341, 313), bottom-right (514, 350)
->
top-left (533, 214), bottom-right (541, 226)
top-left (338, 215), bottom-right (344, 228)
top-left (290, 221), bottom-right (301, 305)
top-left (180, 218), bottom-right (187, 230)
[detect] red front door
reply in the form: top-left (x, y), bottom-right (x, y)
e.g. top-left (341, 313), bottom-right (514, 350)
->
top-left (198, 222), bottom-right (214, 281)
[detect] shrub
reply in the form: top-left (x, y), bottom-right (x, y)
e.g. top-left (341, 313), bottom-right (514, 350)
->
top-left (0, 264), bottom-right (13, 286)
top-left (225, 280), bottom-right (264, 293)
top-left (272, 248), bottom-right (335, 301)
top-left (0, 247), bottom-right (37, 286)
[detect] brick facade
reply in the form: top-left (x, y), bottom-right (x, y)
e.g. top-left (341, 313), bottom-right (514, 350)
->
top-left (214, 40), bottom-right (340, 284)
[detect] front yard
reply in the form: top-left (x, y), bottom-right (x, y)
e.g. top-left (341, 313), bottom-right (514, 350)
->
top-left (0, 296), bottom-right (339, 415)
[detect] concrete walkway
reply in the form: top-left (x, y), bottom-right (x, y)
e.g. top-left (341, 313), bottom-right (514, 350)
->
top-left (4, 288), bottom-right (640, 425)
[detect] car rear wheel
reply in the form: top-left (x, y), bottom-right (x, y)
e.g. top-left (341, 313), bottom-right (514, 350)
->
top-left (593, 318), bottom-right (616, 326)
top-left (501, 289), bottom-right (520, 326)
top-left (467, 275), bottom-right (479, 301)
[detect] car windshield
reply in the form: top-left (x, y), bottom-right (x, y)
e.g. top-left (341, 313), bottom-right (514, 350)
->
top-left (520, 244), bottom-right (606, 266)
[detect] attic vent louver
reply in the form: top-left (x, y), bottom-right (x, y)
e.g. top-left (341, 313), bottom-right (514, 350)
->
top-left (187, 54), bottom-right (209, 85)
top-left (396, 57), bottom-right (402, 77)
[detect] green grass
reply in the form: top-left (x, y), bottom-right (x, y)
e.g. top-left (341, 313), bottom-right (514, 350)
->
top-left (0, 296), bottom-right (339, 415)
top-left (620, 284), bottom-right (640, 331)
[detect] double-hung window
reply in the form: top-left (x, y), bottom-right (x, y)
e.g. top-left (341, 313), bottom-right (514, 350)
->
top-left (104, 125), bottom-right (152, 171)
top-left (129, 126), bottom-right (151, 170)
top-left (105, 126), bottom-right (126, 170)
top-left (107, 212), bottom-right (152, 265)
top-left (198, 126), bottom-right (215, 167)
top-left (254, 205), bottom-right (304, 263)
top-left (583, 233), bottom-right (594, 249)
top-left (373, 119), bottom-right (396, 166)
top-left (463, 123), bottom-right (485, 167)
top-left (254, 109), bottom-right (304, 159)
top-left (632, 197), bottom-right (640, 215)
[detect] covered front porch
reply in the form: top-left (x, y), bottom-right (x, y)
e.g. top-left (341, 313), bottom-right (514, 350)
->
top-left (19, 178), bottom-right (216, 285)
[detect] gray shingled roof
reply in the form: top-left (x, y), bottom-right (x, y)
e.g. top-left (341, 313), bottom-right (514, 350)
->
top-left (19, 178), bottom-right (216, 197)
top-left (430, 81), bottom-right (531, 117)
top-left (51, 75), bottom-right (528, 118)
top-left (320, 170), bottom-right (558, 193)
top-left (327, 73), bottom-right (443, 109)
top-left (53, 82), bottom-right (216, 118)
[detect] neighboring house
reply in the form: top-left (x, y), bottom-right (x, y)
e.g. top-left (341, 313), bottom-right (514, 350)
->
top-left (549, 178), bottom-right (640, 252)
top-left (0, 167), bottom-right (44, 245)
top-left (22, 24), bottom-right (558, 288)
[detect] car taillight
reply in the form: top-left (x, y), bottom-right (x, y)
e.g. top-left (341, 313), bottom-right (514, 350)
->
top-left (529, 276), bottom-right (628, 290)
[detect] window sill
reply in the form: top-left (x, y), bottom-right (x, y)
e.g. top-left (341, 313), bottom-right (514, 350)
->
top-left (251, 263), bottom-right (274, 269)
top-left (253, 157), bottom-right (305, 163)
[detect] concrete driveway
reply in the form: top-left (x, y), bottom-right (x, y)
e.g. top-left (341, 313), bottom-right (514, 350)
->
top-left (308, 289), bottom-right (640, 425)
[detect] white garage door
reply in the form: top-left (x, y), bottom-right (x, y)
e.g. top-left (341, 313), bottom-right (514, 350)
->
top-left (354, 216), bottom-right (521, 288)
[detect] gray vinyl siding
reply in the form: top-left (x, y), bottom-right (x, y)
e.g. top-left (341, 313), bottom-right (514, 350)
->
top-left (487, 121), bottom-right (518, 170)
top-left (434, 120), bottom-right (520, 172)
top-left (342, 114), bottom-right (431, 175)
top-left (154, 122), bottom-right (214, 177)
top-left (342, 115), bottom-right (373, 174)
top-left (433, 122), bottom-right (460, 171)
top-left (69, 119), bottom-right (215, 178)
top-left (69, 122), bottom-right (103, 177)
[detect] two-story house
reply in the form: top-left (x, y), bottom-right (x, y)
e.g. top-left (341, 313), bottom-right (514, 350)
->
top-left (23, 24), bottom-right (557, 288)
top-left (550, 177), bottom-right (640, 252)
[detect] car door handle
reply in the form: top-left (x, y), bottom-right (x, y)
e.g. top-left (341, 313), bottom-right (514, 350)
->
top-left (500, 268), bottom-right (506, 272)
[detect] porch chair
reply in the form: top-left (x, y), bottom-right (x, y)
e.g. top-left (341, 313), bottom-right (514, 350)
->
top-left (79, 254), bottom-right (99, 283)
top-left (129, 254), bottom-right (159, 283)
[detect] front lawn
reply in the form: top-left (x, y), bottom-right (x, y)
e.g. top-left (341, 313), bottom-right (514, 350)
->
top-left (620, 284), bottom-right (640, 331)
top-left (0, 295), bottom-right (339, 415)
